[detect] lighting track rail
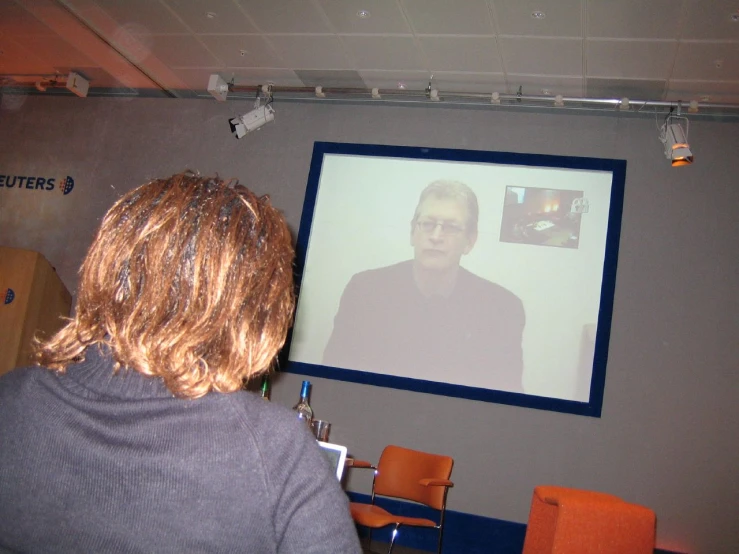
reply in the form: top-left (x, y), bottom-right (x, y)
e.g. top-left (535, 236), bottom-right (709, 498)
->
top-left (210, 80), bottom-right (739, 119)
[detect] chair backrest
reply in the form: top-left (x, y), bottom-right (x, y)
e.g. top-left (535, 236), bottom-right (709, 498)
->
top-left (373, 445), bottom-right (453, 510)
top-left (522, 485), bottom-right (656, 554)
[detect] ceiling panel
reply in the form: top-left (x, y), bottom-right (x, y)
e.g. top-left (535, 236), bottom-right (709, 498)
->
top-left (418, 37), bottom-right (502, 73)
top-left (174, 66), bottom-right (307, 91)
top-left (507, 74), bottom-right (584, 97)
top-left (1, 0), bottom-right (738, 105)
top-left (230, 68), bottom-right (305, 87)
top-left (492, 0), bottom-right (583, 38)
top-left (200, 67), bottom-right (306, 88)
top-left (666, 79), bottom-right (739, 103)
top-left (356, 70), bottom-right (430, 91)
top-left (94, 0), bottom-right (190, 34)
top-left (341, 36), bottom-right (425, 71)
top-left (0, 35), bottom-right (55, 74)
top-left (21, 35), bottom-right (96, 68)
top-left (587, 40), bottom-right (677, 80)
top-left (317, 0), bottom-right (411, 34)
top-left (198, 35), bottom-right (284, 68)
top-left (401, 0), bottom-right (494, 35)
top-left (499, 37), bottom-right (582, 76)
top-left (0, 2), bottom-right (55, 36)
top-left (586, 0), bottom-right (682, 40)
top-left (237, 0), bottom-right (332, 33)
top-left (431, 71), bottom-right (507, 93)
top-left (681, 0), bottom-right (739, 41)
top-left (149, 35), bottom-right (222, 67)
top-left (163, 0), bottom-right (259, 33)
top-left (670, 42), bottom-right (739, 81)
top-left (293, 69), bottom-right (366, 88)
top-left (586, 77), bottom-right (666, 100)
top-left (267, 35), bottom-right (352, 70)
top-left (169, 66), bottom-right (219, 90)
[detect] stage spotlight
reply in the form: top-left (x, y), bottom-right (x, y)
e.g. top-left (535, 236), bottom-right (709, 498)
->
top-left (228, 84), bottom-right (275, 139)
top-left (229, 104), bottom-right (275, 138)
top-left (660, 115), bottom-right (693, 167)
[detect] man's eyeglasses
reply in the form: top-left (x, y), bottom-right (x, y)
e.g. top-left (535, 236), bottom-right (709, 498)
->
top-left (415, 220), bottom-right (466, 236)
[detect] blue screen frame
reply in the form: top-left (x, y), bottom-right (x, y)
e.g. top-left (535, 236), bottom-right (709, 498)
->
top-left (281, 141), bottom-right (626, 418)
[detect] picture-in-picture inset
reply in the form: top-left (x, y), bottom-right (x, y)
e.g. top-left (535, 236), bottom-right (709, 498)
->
top-left (500, 186), bottom-right (587, 249)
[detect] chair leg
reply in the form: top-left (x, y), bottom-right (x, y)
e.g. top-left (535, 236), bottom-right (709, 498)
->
top-left (386, 524), bottom-right (401, 554)
top-left (436, 524), bottom-right (445, 554)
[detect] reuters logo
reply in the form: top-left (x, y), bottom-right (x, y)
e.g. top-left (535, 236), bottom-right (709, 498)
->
top-left (60, 176), bottom-right (75, 195)
top-left (0, 173), bottom-right (75, 194)
top-left (3, 288), bottom-right (14, 305)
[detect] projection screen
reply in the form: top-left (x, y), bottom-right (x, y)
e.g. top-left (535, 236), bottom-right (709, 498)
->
top-left (282, 142), bottom-right (626, 417)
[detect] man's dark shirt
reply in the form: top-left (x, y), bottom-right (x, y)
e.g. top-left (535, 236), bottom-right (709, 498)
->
top-left (323, 260), bottom-right (525, 393)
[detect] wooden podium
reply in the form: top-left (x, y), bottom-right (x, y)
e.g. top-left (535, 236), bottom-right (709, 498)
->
top-left (0, 247), bottom-right (72, 376)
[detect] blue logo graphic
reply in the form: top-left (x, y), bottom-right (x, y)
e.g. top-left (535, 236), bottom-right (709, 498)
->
top-left (0, 173), bottom-right (75, 195)
top-left (61, 176), bottom-right (74, 195)
top-left (3, 288), bottom-right (14, 305)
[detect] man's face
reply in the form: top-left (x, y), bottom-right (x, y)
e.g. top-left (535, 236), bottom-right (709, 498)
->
top-left (410, 195), bottom-right (477, 271)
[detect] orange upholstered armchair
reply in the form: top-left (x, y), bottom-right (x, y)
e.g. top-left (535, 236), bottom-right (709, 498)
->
top-left (522, 486), bottom-right (656, 554)
top-left (349, 445), bottom-right (454, 554)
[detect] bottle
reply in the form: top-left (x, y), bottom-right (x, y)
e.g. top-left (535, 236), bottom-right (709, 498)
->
top-left (292, 380), bottom-right (313, 425)
top-left (259, 375), bottom-right (270, 401)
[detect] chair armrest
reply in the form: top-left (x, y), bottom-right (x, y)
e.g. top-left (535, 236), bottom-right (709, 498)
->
top-left (419, 478), bottom-right (454, 488)
top-left (348, 458), bottom-right (376, 470)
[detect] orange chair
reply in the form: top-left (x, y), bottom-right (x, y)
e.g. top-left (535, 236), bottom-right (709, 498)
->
top-left (349, 445), bottom-right (454, 554)
top-left (522, 485), bottom-right (656, 554)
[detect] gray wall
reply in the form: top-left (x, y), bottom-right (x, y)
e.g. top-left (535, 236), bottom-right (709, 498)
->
top-left (1, 95), bottom-right (737, 553)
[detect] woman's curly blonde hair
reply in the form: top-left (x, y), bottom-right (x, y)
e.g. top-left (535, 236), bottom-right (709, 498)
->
top-left (35, 171), bottom-right (295, 399)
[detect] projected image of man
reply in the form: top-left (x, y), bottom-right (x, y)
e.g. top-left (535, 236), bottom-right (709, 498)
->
top-left (322, 180), bottom-right (526, 393)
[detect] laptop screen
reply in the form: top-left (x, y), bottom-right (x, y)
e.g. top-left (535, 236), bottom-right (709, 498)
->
top-left (317, 441), bottom-right (348, 480)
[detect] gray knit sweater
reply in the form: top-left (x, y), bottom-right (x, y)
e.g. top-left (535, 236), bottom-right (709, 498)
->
top-left (0, 345), bottom-right (361, 553)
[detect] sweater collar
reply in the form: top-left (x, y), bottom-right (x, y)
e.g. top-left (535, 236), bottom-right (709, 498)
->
top-left (62, 343), bottom-right (175, 400)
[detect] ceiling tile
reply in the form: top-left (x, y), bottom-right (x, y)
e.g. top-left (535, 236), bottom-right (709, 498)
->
top-left (587, 0), bottom-right (682, 39)
top-left (418, 37), bottom-right (502, 72)
top-left (492, 0), bottom-right (583, 38)
top-left (95, 0), bottom-right (190, 34)
top-left (681, 0), bottom-right (739, 40)
top-left (169, 67), bottom-right (220, 90)
top-left (317, 0), bottom-right (411, 34)
top-left (507, 74), bottom-right (584, 96)
top-left (499, 37), bottom-right (582, 76)
top-left (0, 2), bottom-right (55, 36)
top-left (267, 35), bottom-right (352, 70)
top-left (163, 0), bottom-right (259, 33)
top-left (670, 42), bottom-right (739, 81)
top-left (401, 0), bottom-right (494, 35)
top-left (192, 68), bottom-right (306, 89)
top-left (229, 68), bottom-right (305, 88)
top-left (21, 35), bottom-right (96, 69)
top-left (197, 35), bottom-right (284, 68)
top-left (0, 35), bottom-right (55, 74)
top-left (293, 69), bottom-right (367, 88)
top-left (237, 0), bottom-right (332, 33)
top-left (150, 35), bottom-right (221, 67)
top-left (341, 36), bottom-right (425, 71)
top-left (431, 71), bottom-right (507, 93)
top-left (356, 70), bottom-right (430, 91)
top-left (666, 80), bottom-right (739, 103)
top-left (586, 77), bottom-right (666, 100)
top-left (587, 40), bottom-right (677, 79)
